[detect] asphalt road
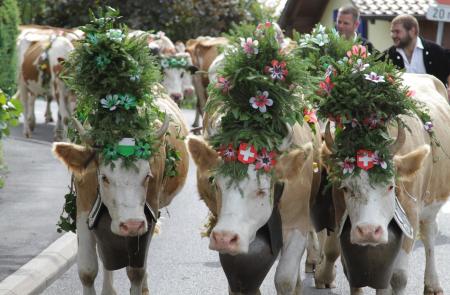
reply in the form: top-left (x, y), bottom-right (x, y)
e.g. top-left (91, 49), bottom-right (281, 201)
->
top-left (2, 100), bottom-right (450, 294)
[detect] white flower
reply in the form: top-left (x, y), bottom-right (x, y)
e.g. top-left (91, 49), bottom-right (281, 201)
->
top-left (106, 29), bottom-right (125, 42)
top-left (352, 59), bottom-right (370, 73)
top-left (240, 37), bottom-right (259, 56)
top-left (249, 90), bottom-right (273, 113)
top-left (364, 72), bottom-right (385, 83)
top-left (312, 33), bottom-right (329, 47)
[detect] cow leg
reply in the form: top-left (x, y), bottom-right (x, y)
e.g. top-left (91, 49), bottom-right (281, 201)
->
top-left (315, 230), bottom-right (339, 289)
top-left (101, 268), bottom-right (117, 295)
top-left (19, 83), bottom-right (32, 138)
top-left (275, 228), bottom-right (307, 295)
top-left (141, 271), bottom-right (149, 295)
top-left (305, 230), bottom-right (319, 273)
top-left (126, 266), bottom-right (146, 295)
top-left (45, 95), bottom-right (54, 123)
top-left (77, 212), bottom-right (98, 295)
top-left (229, 288), bottom-right (261, 295)
top-left (421, 203), bottom-right (444, 295)
top-left (350, 287), bottom-right (364, 295)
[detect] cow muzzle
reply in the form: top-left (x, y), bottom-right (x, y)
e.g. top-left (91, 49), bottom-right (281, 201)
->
top-left (210, 230), bottom-right (247, 255)
top-left (351, 223), bottom-right (387, 246)
top-left (170, 93), bottom-right (183, 105)
top-left (118, 219), bottom-right (147, 237)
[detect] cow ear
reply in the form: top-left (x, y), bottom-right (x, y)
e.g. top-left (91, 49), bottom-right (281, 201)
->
top-left (187, 136), bottom-right (220, 171)
top-left (275, 142), bottom-right (313, 180)
top-left (52, 142), bottom-right (96, 175)
top-left (394, 144), bottom-right (430, 182)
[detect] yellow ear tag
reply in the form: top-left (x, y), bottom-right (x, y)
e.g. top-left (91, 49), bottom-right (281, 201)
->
top-left (313, 162), bottom-right (319, 173)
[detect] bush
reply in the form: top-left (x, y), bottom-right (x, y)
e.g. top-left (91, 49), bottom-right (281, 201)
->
top-left (0, 0), bottom-right (20, 95)
top-left (37, 0), bottom-right (273, 41)
top-left (17, 0), bottom-right (46, 24)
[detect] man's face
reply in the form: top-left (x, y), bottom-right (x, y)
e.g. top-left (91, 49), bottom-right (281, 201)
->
top-left (336, 12), bottom-right (359, 40)
top-left (390, 23), bottom-right (415, 48)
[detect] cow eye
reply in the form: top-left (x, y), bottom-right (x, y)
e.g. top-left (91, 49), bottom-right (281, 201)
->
top-left (208, 176), bottom-right (215, 184)
top-left (101, 175), bottom-right (109, 184)
top-left (180, 72), bottom-right (184, 78)
top-left (388, 185), bottom-right (394, 191)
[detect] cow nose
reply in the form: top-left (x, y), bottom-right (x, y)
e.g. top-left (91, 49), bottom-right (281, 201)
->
top-left (184, 87), bottom-right (194, 97)
top-left (119, 220), bottom-right (145, 236)
top-left (170, 93), bottom-right (183, 104)
top-left (209, 230), bottom-right (240, 253)
top-left (353, 224), bottom-right (385, 244)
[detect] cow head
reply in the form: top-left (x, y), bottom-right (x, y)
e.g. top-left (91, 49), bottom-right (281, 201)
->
top-left (188, 136), bottom-right (313, 255)
top-left (160, 52), bottom-right (195, 104)
top-left (52, 117), bottom-right (169, 237)
top-left (324, 123), bottom-right (430, 246)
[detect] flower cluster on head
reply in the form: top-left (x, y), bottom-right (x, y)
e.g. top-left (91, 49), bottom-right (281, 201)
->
top-left (206, 21), bottom-right (313, 182)
top-left (63, 7), bottom-right (163, 167)
top-left (160, 56), bottom-right (189, 69)
top-left (302, 28), bottom-right (434, 184)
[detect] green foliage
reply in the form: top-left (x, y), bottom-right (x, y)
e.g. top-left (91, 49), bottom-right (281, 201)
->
top-left (17, 0), bottom-right (45, 23)
top-left (57, 181), bottom-right (77, 233)
top-left (0, 0), bottom-right (20, 95)
top-left (164, 143), bottom-right (181, 177)
top-left (0, 90), bottom-right (22, 139)
top-left (299, 26), bottom-right (432, 185)
top-left (37, 0), bottom-right (272, 41)
top-left (63, 7), bottom-right (163, 167)
top-left (206, 22), bottom-right (314, 182)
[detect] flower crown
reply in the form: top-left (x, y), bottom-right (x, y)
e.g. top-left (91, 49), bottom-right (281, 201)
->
top-left (305, 34), bottom-right (433, 184)
top-left (160, 56), bottom-right (189, 69)
top-left (205, 22), bottom-right (315, 182)
top-left (63, 7), bottom-right (163, 167)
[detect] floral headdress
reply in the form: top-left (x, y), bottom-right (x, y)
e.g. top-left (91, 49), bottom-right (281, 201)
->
top-left (63, 7), bottom-right (163, 167)
top-left (205, 22), bottom-right (315, 182)
top-left (302, 28), bottom-right (433, 184)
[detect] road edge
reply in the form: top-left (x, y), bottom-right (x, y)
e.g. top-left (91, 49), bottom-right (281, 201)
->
top-left (0, 232), bottom-right (77, 295)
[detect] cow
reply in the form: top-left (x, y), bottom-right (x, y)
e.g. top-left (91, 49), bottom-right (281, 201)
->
top-left (16, 26), bottom-right (83, 124)
top-left (188, 114), bottom-right (322, 294)
top-left (17, 34), bottom-right (75, 140)
top-left (185, 36), bottom-right (229, 130)
top-left (128, 30), bottom-right (195, 105)
top-left (52, 91), bottom-right (189, 294)
top-left (316, 73), bottom-right (450, 295)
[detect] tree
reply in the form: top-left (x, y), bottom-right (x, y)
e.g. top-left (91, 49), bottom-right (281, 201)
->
top-left (37, 0), bottom-right (273, 41)
top-left (16, 0), bottom-right (46, 24)
top-left (0, 0), bottom-right (20, 95)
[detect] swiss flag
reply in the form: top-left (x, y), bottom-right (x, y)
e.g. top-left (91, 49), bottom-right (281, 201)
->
top-left (356, 149), bottom-right (374, 171)
top-left (238, 143), bottom-right (257, 164)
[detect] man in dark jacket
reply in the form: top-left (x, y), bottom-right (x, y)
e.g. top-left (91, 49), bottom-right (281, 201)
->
top-left (385, 14), bottom-right (450, 96)
top-left (336, 5), bottom-right (374, 53)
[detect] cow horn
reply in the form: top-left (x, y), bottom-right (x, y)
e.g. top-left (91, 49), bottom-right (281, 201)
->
top-left (71, 117), bottom-right (94, 145)
top-left (389, 119), bottom-right (405, 155)
top-left (155, 114), bottom-right (170, 138)
top-left (324, 121), bottom-right (334, 150)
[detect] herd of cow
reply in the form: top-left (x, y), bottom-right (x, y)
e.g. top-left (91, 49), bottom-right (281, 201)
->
top-left (16, 24), bottom-right (450, 295)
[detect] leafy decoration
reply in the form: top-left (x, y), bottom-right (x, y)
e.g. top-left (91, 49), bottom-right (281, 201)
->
top-left (62, 7), bottom-right (164, 167)
top-left (205, 22), bottom-right (315, 182)
top-left (298, 26), bottom-right (434, 185)
top-left (57, 177), bottom-right (76, 233)
top-left (0, 90), bottom-right (22, 139)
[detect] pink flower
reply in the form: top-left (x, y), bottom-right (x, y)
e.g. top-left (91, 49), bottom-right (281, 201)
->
top-left (240, 37), bottom-right (259, 56)
top-left (319, 76), bottom-right (334, 95)
top-left (215, 76), bottom-right (230, 94)
top-left (364, 72), bottom-right (385, 83)
top-left (264, 60), bottom-right (288, 81)
top-left (255, 148), bottom-right (277, 172)
top-left (406, 89), bottom-right (416, 97)
top-left (424, 121), bottom-right (433, 132)
top-left (218, 143), bottom-right (237, 162)
top-left (303, 108), bottom-right (318, 123)
top-left (340, 157), bottom-right (355, 174)
top-left (372, 151), bottom-right (387, 169)
top-left (249, 91), bottom-right (273, 113)
top-left (347, 45), bottom-right (367, 58)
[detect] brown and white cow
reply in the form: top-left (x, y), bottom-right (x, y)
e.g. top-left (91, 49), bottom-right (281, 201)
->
top-left (17, 34), bottom-right (75, 140)
top-left (129, 30), bottom-right (195, 105)
top-left (52, 91), bottom-right (189, 294)
top-left (188, 116), bottom-right (322, 293)
top-left (185, 36), bottom-right (229, 129)
top-left (316, 73), bottom-right (450, 295)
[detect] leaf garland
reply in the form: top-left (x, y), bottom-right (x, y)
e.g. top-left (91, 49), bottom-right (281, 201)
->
top-left (297, 26), bottom-right (434, 185)
top-left (205, 22), bottom-right (314, 182)
top-left (62, 7), bottom-right (163, 167)
top-left (0, 89), bottom-right (22, 139)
